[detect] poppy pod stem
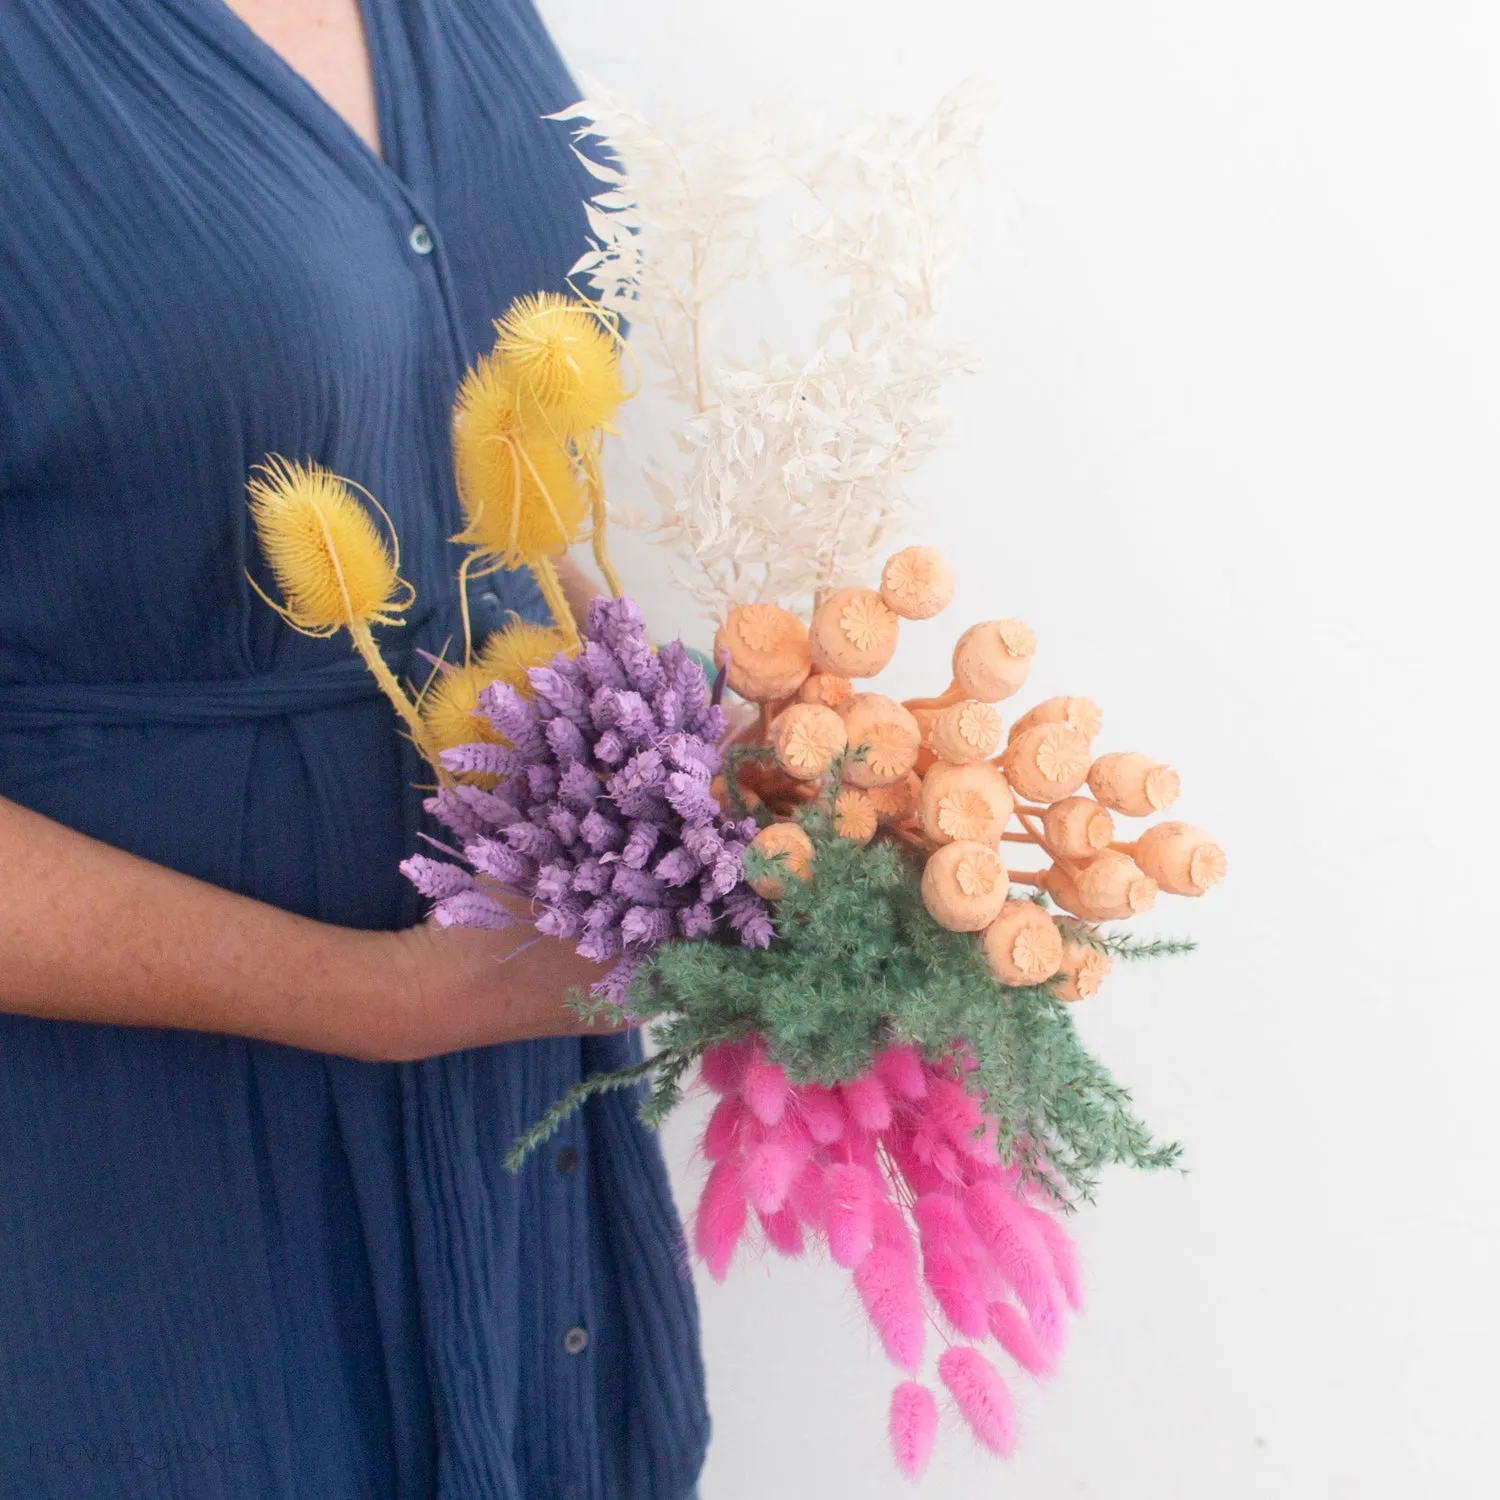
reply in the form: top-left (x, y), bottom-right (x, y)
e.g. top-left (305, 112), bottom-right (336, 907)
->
top-left (903, 681), bottom-right (964, 713)
top-left (1012, 804), bottom-right (1081, 877)
top-left (1001, 830), bottom-right (1043, 844)
top-left (530, 555), bottom-right (583, 652)
top-left (1005, 869), bottom-right (1046, 887)
top-left (346, 620), bottom-right (445, 778)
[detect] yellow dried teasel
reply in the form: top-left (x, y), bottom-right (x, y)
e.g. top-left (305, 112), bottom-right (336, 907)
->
top-left (246, 457), bottom-right (436, 768)
top-left (451, 350), bottom-right (587, 652)
top-left (492, 291), bottom-right (630, 598)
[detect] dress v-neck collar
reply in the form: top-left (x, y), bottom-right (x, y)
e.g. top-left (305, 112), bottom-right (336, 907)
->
top-left (172, 0), bottom-right (419, 200)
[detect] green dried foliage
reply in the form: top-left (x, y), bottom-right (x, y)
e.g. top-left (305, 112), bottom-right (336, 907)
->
top-left (515, 812), bottom-right (1188, 1202)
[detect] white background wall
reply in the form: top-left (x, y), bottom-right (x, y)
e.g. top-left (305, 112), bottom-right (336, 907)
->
top-left (539, 4), bottom-right (1500, 1495)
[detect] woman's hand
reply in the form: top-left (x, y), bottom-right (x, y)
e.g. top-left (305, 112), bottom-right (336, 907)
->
top-left (369, 917), bottom-right (623, 1063)
top-left (0, 793), bottom-right (622, 1062)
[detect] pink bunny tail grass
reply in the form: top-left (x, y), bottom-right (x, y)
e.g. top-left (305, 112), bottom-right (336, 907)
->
top-left (795, 1082), bottom-right (846, 1145)
top-left (964, 1179), bottom-right (1062, 1327)
top-left (841, 1072), bottom-right (894, 1132)
top-left (871, 1195), bottom-right (918, 1267)
top-left (939, 1347), bottom-right (1016, 1457)
top-left (889, 1381), bottom-right (939, 1480)
top-left (874, 1044), bottom-right (929, 1101)
top-left (1031, 1206), bottom-right (1085, 1312)
top-left (926, 1075), bottom-right (998, 1164)
top-left (742, 1048), bottom-right (791, 1126)
top-left (854, 1246), bottom-right (926, 1374)
top-left (989, 1300), bottom-right (1058, 1378)
top-left (695, 1158), bottom-right (747, 1280)
top-left (702, 1096), bottom-right (744, 1162)
top-left (824, 1164), bottom-right (878, 1269)
top-left (758, 1204), bottom-right (805, 1257)
top-left (742, 1141), bottom-right (803, 1214)
top-left (699, 1041), bottom-right (750, 1096)
top-left (922, 1248), bottom-right (990, 1339)
top-left (789, 1160), bottom-right (827, 1229)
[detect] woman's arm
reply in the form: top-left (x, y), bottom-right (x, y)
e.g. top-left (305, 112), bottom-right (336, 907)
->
top-left (0, 794), bottom-right (615, 1062)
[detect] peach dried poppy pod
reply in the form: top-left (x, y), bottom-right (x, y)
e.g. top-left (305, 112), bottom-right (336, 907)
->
top-left (840, 694), bottom-right (922, 788)
top-left (982, 900), bottom-right (1064, 987)
top-left (748, 821), bottom-right (815, 900)
top-left (918, 761), bottom-right (1014, 846)
top-left (1042, 796), bottom-right (1115, 861)
top-left (1053, 938), bottom-right (1112, 1002)
top-left (866, 770), bottom-right (922, 821)
top-left (929, 700), bottom-right (1004, 765)
top-left (1043, 851), bottom-right (1156, 921)
top-left (798, 672), bottom-right (855, 710)
top-left (1004, 722), bottom-right (1093, 805)
top-left (1088, 751), bottom-right (1181, 818)
top-left (833, 787), bottom-right (878, 845)
top-left (921, 840), bottom-right (1010, 932)
top-left (772, 703), bottom-right (847, 782)
top-left (951, 619), bottom-right (1036, 703)
top-left (1007, 695), bottom-right (1102, 746)
top-left (809, 588), bottom-right (901, 678)
top-left (714, 603), bottom-right (812, 702)
top-left (710, 774), bottom-right (760, 813)
top-left (1132, 822), bottom-right (1227, 896)
top-left (880, 546), bottom-right (956, 620)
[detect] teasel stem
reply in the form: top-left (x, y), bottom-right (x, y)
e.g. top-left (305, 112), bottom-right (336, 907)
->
top-left (347, 621), bottom-right (445, 778)
top-left (531, 554), bottom-right (583, 651)
top-left (580, 442), bottom-right (624, 599)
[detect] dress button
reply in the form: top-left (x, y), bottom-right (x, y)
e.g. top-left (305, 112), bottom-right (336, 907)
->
top-left (555, 1147), bottom-right (579, 1176)
top-left (562, 1325), bottom-right (589, 1355)
top-left (408, 223), bottom-right (434, 255)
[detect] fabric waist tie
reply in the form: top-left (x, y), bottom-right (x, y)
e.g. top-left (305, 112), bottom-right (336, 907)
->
top-left (0, 658), bottom-right (385, 729)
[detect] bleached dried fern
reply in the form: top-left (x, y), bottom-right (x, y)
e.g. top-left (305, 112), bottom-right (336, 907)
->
top-left (552, 81), bottom-right (985, 618)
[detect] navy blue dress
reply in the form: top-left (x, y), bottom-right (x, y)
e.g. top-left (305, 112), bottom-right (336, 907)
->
top-left (0, 3), bottom-right (707, 1497)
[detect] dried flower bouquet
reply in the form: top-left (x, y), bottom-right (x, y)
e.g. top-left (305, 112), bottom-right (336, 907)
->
top-left (245, 88), bottom-right (1225, 1479)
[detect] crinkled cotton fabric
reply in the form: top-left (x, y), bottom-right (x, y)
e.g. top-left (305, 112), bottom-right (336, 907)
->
top-left (0, 3), bottom-right (707, 1496)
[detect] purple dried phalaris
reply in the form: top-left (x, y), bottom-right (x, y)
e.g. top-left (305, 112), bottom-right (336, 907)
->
top-left (1087, 751), bottom-right (1180, 818)
top-left (929, 700), bottom-right (1004, 765)
top-left (833, 787), bottom-right (878, 845)
top-left (866, 770), bottom-right (922, 821)
top-left (951, 619), bottom-right (1036, 702)
top-left (921, 840), bottom-right (1010, 932)
top-left (1042, 851), bottom-right (1157, 921)
top-left (1052, 938), bottom-right (1112, 1002)
top-left (1041, 796), bottom-right (1115, 861)
top-left (1132, 821), bottom-right (1227, 896)
top-left (1007, 695), bottom-right (1102, 746)
top-left (1003, 722), bottom-right (1093, 805)
top-left (918, 761), bottom-right (1014, 846)
top-left (840, 694), bottom-right (922, 788)
top-left (748, 821), bottom-right (815, 900)
top-left (715, 603), bottom-right (812, 702)
top-left (772, 703), bottom-right (848, 782)
top-left (880, 546), bottom-right (956, 620)
top-left (982, 900), bottom-right (1064, 987)
top-left (809, 587), bottom-right (901, 678)
top-left (798, 672), bottom-right (855, 710)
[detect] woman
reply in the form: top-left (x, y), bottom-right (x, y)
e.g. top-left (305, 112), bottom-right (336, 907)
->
top-left (0, 2), bottom-right (707, 1497)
